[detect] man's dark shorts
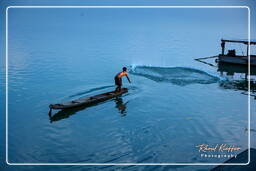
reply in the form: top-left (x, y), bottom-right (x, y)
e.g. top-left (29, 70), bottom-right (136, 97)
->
top-left (115, 76), bottom-right (122, 86)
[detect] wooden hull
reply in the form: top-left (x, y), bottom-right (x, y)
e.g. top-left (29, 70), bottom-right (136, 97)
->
top-left (218, 55), bottom-right (256, 66)
top-left (49, 88), bottom-right (128, 109)
top-left (218, 62), bottom-right (256, 75)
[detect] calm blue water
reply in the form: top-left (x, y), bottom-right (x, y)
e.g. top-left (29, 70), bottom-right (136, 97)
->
top-left (1, 6), bottom-right (256, 171)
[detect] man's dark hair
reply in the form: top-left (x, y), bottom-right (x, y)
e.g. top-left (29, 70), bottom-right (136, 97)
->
top-left (123, 67), bottom-right (127, 72)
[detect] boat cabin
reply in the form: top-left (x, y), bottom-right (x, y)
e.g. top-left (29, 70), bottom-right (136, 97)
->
top-left (219, 39), bottom-right (256, 66)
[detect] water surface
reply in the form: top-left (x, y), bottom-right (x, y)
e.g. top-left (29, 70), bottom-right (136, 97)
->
top-left (1, 7), bottom-right (255, 170)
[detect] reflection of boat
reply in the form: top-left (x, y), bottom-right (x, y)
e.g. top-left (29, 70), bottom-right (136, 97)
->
top-left (218, 39), bottom-right (256, 66)
top-left (217, 62), bottom-right (256, 98)
top-left (218, 80), bottom-right (256, 92)
top-left (218, 77), bottom-right (256, 99)
top-left (49, 105), bottom-right (91, 122)
top-left (49, 88), bottom-right (128, 110)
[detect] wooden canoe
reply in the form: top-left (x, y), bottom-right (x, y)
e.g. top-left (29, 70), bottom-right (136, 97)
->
top-left (49, 88), bottom-right (128, 110)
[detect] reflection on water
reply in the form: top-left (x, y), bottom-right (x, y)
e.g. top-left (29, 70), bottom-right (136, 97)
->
top-left (219, 80), bottom-right (256, 99)
top-left (217, 62), bottom-right (256, 98)
top-left (114, 97), bottom-right (128, 116)
top-left (49, 104), bottom-right (90, 123)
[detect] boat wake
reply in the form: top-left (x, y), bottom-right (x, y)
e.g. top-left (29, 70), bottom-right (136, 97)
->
top-left (69, 84), bottom-right (140, 99)
top-left (129, 65), bottom-right (223, 86)
top-left (69, 85), bottom-right (114, 98)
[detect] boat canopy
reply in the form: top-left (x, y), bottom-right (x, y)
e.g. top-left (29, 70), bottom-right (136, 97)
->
top-left (220, 39), bottom-right (256, 56)
top-left (221, 39), bottom-right (256, 45)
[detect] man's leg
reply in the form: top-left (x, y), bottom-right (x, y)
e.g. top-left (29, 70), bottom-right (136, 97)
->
top-left (118, 85), bottom-right (121, 91)
top-left (115, 76), bottom-right (119, 91)
top-left (116, 85), bottom-right (121, 91)
top-left (118, 79), bottom-right (122, 91)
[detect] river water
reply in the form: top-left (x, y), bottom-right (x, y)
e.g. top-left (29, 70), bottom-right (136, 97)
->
top-left (1, 7), bottom-right (256, 171)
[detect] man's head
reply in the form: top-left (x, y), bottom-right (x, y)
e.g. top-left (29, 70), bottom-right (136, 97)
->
top-left (122, 67), bottom-right (127, 72)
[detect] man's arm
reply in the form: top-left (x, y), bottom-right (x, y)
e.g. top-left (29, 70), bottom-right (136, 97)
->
top-left (126, 75), bottom-right (131, 83)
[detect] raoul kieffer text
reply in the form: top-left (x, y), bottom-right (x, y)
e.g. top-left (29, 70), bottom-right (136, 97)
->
top-left (196, 144), bottom-right (241, 153)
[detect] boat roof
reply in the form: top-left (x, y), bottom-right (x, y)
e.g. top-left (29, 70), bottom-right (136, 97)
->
top-left (221, 39), bottom-right (256, 45)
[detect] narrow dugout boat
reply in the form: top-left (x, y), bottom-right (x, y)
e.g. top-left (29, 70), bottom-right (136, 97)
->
top-left (49, 88), bottom-right (128, 110)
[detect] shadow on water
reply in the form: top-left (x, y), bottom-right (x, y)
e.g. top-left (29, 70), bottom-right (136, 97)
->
top-left (49, 93), bottom-right (130, 123)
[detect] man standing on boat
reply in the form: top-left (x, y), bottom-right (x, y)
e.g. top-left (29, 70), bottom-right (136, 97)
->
top-left (115, 67), bottom-right (131, 92)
